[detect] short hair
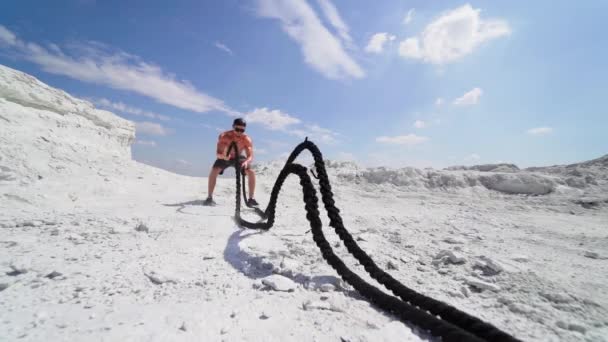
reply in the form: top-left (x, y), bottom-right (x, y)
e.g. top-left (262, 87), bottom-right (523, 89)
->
top-left (233, 118), bottom-right (246, 127)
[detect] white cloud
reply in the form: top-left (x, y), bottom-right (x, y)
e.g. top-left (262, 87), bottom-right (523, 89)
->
top-left (214, 41), bottom-right (233, 56)
top-left (94, 98), bottom-right (170, 121)
top-left (376, 134), bottom-right (429, 146)
top-left (336, 152), bottom-right (356, 161)
top-left (527, 127), bottom-right (553, 135)
top-left (365, 33), bottom-right (396, 54)
top-left (135, 140), bottom-right (157, 147)
top-left (453, 87), bottom-right (482, 106)
top-left (413, 120), bottom-right (426, 129)
top-left (291, 123), bottom-right (340, 144)
top-left (245, 107), bottom-right (301, 130)
top-left (176, 159), bottom-right (192, 166)
top-left (254, 147), bottom-right (268, 155)
top-left (316, 0), bottom-right (352, 45)
top-left (403, 8), bottom-right (415, 25)
top-left (201, 123), bottom-right (224, 132)
top-left (398, 4), bottom-right (510, 64)
top-left (0, 25), bottom-right (231, 114)
top-left (256, 0), bottom-right (364, 79)
top-left (464, 153), bottom-right (481, 162)
top-left (435, 97), bottom-right (444, 106)
top-left (136, 121), bottom-right (171, 136)
top-left (0, 26), bottom-right (17, 46)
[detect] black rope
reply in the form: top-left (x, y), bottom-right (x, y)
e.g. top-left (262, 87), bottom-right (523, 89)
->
top-left (228, 140), bottom-right (521, 342)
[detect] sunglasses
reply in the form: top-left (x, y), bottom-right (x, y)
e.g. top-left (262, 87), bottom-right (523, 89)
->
top-left (234, 127), bottom-right (245, 133)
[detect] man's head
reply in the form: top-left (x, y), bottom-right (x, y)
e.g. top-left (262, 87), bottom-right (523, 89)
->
top-left (233, 118), bottom-right (246, 135)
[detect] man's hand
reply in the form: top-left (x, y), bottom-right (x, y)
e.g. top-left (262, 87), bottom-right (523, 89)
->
top-left (217, 153), bottom-right (228, 160)
top-left (240, 160), bottom-right (249, 169)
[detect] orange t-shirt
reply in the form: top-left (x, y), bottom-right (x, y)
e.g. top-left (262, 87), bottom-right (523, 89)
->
top-left (217, 130), bottom-right (253, 160)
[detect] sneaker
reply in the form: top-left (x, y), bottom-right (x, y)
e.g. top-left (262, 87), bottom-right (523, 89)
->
top-left (247, 198), bottom-right (259, 206)
top-left (203, 197), bottom-right (217, 206)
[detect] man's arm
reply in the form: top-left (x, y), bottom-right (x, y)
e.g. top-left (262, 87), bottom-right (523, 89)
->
top-left (216, 133), bottom-right (228, 159)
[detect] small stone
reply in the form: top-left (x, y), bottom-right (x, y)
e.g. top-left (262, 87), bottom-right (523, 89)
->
top-left (473, 257), bottom-right (504, 276)
top-left (466, 277), bottom-right (501, 292)
top-left (387, 260), bottom-right (399, 270)
top-left (540, 292), bottom-right (573, 304)
top-left (461, 286), bottom-right (470, 297)
top-left (220, 327), bottom-right (228, 334)
top-left (179, 322), bottom-right (187, 331)
top-left (144, 270), bottom-right (177, 285)
top-left (320, 284), bottom-right (335, 292)
top-left (45, 271), bottom-right (63, 279)
top-left (135, 223), bottom-right (149, 233)
top-left (9, 263), bottom-right (29, 275)
top-left (303, 300), bottom-right (331, 311)
top-left (434, 250), bottom-right (466, 265)
top-left (261, 274), bottom-right (297, 292)
top-left (584, 251), bottom-right (600, 259)
top-left (0, 283), bottom-right (10, 291)
top-left (511, 255), bottom-right (529, 263)
top-left (259, 312), bottom-right (270, 320)
top-left (444, 237), bottom-right (466, 244)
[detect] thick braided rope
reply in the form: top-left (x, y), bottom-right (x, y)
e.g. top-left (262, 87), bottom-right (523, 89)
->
top-left (228, 141), bottom-right (521, 342)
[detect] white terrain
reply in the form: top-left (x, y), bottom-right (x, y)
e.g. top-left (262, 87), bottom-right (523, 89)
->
top-left (1, 64), bottom-right (607, 341)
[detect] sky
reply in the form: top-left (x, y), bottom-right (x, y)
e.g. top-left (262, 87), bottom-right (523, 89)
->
top-left (1, 0), bottom-right (607, 176)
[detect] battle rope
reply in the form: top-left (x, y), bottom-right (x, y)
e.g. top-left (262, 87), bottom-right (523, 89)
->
top-left (226, 140), bottom-right (521, 342)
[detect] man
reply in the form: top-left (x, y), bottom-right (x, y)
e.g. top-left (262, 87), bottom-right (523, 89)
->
top-left (204, 118), bottom-right (258, 206)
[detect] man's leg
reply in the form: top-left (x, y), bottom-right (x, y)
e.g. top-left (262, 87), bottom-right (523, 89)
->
top-left (207, 167), bottom-right (222, 199)
top-left (246, 168), bottom-right (256, 199)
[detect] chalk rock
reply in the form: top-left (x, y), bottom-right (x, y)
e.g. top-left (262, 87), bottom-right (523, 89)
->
top-left (444, 237), bottom-right (466, 244)
top-left (433, 250), bottom-right (466, 265)
top-left (465, 277), bottom-right (501, 292)
top-left (303, 300), bottom-right (331, 311)
top-left (144, 270), bottom-right (178, 285)
top-left (262, 274), bottom-right (296, 292)
top-left (473, 257), bottom-right (504, 275)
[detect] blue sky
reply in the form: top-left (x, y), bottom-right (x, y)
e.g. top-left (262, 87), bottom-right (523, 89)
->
top-left (1, 0), bottom-right (606, 176)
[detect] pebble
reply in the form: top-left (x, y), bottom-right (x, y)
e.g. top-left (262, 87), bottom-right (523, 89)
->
top-left (303, 300), bottom-right (331, 311)
top-left (433, 250), bottom-right (466, 265)
top-left (261, 274), bottom-right (297, 292)
top-left (444, 237), bottom-right (466, 244)
top-left (556, 320), bottom-right (587, 334)
top-left (320, 284), bottom-right (335, 292)
top-left (0, 283), bottom-right (10, 291)
top-left (584, 251), bottom-right (600, 259)
top-left (465, 277), bottom-right (501, 292)
top-left (387, 260), bottom-right (399, 270)
top-left (144, 270), bottom-right (178, 285)
top-left (473, 257), bottom-right (504, 275)
top-left (135, 223), bottom-right (149, 233)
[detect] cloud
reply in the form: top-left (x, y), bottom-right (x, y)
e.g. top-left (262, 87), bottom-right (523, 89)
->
top-left (464, 153), bottom-right (481, 162)
top-left (403, 8), bottom-right (415, 25)
top-left (365, 33), bottom-right (396, 54)
top-left (291, 123), bottom-right (340, 144)
top-left (413, 120), bottom-right (426, 129)
top-left (201, 123), bottom-right (224, 132)
top-left (254, 147), bottom-right (268, 155)
top-left (453, 87), bottom-right (482, 106)
top-left (135, 140), bottom-right (157, 147)
top-left (135, 121), bottom-right (171, 136)
top-left (527, 127), bottom-right (553, 135)
top-left (0, 25), bottom-right (231, 114)
top-left (376, 134), bottom-right (429, 146)
top-left (176, 159), bottom-right (192, 166)
top-left (256, 0), bottom-right (364, 79)
top-left (398, 4), bottom-right (510, 64)
top-left (336, 151), bottom-right (356, 161)
top-left (435, 98), bottom-right (444, 106)
top-left (245, 107), bottom-right (301, 130)
top-left (214, 41), bottom-right (233, 56)
top-left (316, 0), bottom-right (352, 45)
top-left (93, 98), bottom-right (170, 121)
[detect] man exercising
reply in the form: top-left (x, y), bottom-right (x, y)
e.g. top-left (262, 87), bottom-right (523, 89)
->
top-left (204, 118), bottom-right (258, 206)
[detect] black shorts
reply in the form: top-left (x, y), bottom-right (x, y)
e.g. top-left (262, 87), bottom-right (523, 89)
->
top-left (213, 156), bottom-right (252, 175)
